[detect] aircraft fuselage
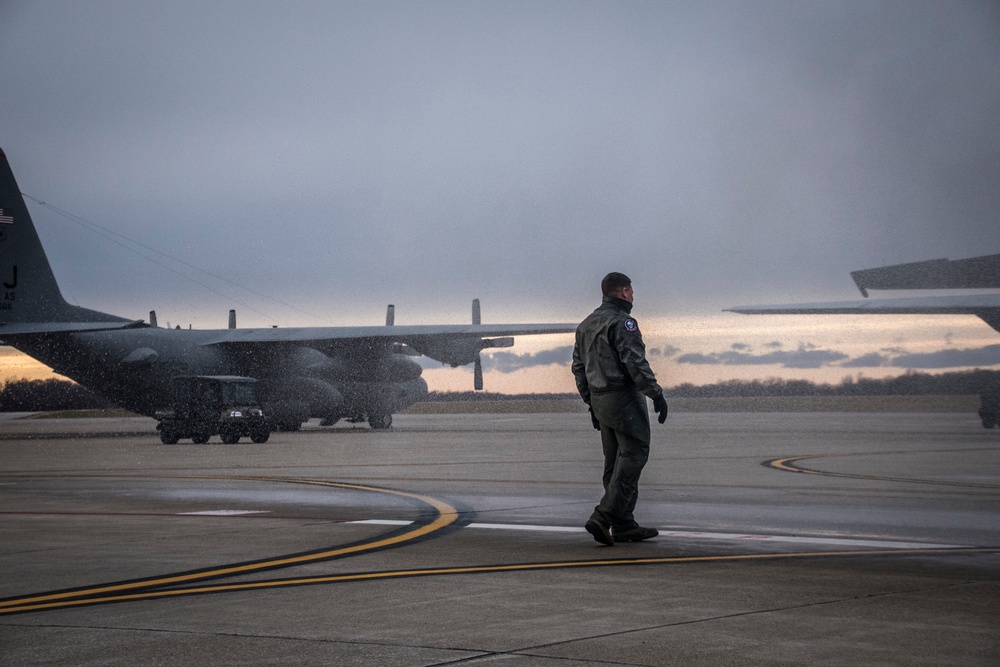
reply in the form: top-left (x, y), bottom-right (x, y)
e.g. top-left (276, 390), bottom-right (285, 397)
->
top-left (9, 327), bottom-right (427, 427)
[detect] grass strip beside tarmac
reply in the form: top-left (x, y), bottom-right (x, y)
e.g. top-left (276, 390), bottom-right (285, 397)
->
top-left (406, 394), bottom-right (980, 414)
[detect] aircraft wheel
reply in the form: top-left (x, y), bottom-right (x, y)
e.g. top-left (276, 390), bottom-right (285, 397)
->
top-left (250, 429), bottom-right (270, 444)
top-left (159, 430), bottom-right (179, 445)
top-left (191, 433), bottom-right (211, 444)
top-left (981, 416), bottom-right (997, 429)
top-left (220, 429), bottom-right (240, 444)
top-left (368, 414), bottom-right (392, 430)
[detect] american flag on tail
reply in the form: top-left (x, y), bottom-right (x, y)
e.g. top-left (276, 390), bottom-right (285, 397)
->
top-left (0, 208), bottom-right (12, 224)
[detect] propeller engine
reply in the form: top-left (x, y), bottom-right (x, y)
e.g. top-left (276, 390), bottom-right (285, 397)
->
top-left (472, 299), bottom-right (482, 389)
top-left (471, 299), bottom-right (514, 390)
top-left (388, 299), bottom-right (514, 391)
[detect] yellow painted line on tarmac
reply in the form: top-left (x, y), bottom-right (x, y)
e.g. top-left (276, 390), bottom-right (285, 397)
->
top-left (766, 456), bottom-right (1000, 490)
top-left (2, 547), bottom-right (997, 615)
top-left (0, 477), bottom-right (459, 611)
top-left (769, 457), bottom-right (808, 473)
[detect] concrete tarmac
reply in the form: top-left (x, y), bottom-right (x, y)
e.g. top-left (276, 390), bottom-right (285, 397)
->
top-left (1, 412), bottom-right (998, 665)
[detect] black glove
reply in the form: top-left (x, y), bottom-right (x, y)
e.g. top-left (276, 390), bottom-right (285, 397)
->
top-left (653, 393), bottom-right (668, 424)
top-left (589, 407), bottom-right (600, 430)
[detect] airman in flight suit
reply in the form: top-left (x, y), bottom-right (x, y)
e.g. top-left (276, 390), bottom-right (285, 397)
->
top-left (572, 272), bottom-right (668, 545)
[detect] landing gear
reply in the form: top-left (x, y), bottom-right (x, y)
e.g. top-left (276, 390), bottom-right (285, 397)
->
top-left (220, 428), bottom-right (240, 444)
top-left (159, 429), bottom-right (179, 445)
top-left (368, 413), bottom-right (393, 430)
top-left (273, 419), bottom-right (303, 432)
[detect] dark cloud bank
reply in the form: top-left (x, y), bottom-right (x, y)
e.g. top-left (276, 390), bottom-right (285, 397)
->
top-left (679, 343), bottom-right (1000, 370)
top-left (433, 342), bottom-right (1000, 374)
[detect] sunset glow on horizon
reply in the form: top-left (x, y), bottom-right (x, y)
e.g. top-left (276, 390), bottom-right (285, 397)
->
top-left (6, 311), bottom-right (996, 397)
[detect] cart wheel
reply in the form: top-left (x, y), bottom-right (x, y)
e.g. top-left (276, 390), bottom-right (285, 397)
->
top-left (368, 414), bottom-right (392, 430)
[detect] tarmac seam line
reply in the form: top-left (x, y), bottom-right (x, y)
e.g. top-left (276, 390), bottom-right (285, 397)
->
top-left (0, 620), bottom-right (495, 660)
top-left (487, 578), bottom-right (993, 660)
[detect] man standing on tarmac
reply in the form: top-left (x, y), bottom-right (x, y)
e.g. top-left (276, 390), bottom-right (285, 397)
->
top-left (572, 272), bottom-right (669, 546)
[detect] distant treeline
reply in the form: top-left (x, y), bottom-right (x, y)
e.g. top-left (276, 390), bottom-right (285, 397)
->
top-left (3, 370), bottom-right (999, 412)
top-left (669, 369), bottom-right (1000, 398)
top-left (430, 369), bottom-right (1000, 402)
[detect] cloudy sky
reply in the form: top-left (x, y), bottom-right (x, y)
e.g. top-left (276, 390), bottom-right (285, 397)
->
top-left (2, 1), bottom-right (998, 392)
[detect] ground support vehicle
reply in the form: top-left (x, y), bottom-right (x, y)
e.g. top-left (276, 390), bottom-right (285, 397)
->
top-left (156, 376), bottom-right (270, 444)
top-left (979, 389), bottom-right (1000, 429)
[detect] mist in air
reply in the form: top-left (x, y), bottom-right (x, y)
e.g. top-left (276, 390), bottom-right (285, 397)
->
top-left (1, 1), bottom-right (998, 389)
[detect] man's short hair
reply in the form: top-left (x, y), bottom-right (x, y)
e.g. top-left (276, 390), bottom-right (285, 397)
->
top-left (601, 272), bottom-right (632, 297)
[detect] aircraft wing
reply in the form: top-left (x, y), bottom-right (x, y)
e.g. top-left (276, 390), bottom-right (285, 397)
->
top-left (850, 254), bottom-right (1000, 296)
top-left (726, 293), bottom-right (1000, 333)
top-left (200, 322), bottom-right (577, 366)
top-left (0, 320), bottom-right (147, 340)
top-left (726, 293), bottom-right (1000, 316)
top-left (200, 323), bottom-right (576, 345)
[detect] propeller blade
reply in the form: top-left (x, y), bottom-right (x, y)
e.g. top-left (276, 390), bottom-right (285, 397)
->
top-left (472, 298), bottom-right (481, 325)
top-left (474, 355), bottom-right (484, 391)
top-left (386, 304), bottom-right (395, 326)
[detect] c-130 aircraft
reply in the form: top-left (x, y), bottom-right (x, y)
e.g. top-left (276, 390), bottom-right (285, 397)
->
top-left (0, 149), bottom-right (575, 430)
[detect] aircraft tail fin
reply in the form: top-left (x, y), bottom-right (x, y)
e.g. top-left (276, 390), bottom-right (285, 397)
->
top-left (0, 148), bottom-right (131, 330)
top-left (851, 255), bottom-right (1000, 296)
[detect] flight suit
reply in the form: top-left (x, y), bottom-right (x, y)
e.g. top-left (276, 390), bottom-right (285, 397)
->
top-left (572, 296), bottom-right (663, 533)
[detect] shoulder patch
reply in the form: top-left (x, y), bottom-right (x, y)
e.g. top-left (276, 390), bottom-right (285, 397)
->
top-left (623, 318), bottom-right (639, 333)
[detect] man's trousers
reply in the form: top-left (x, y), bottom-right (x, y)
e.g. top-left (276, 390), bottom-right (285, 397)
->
top-left (589, 389), bottom-right (651, 531)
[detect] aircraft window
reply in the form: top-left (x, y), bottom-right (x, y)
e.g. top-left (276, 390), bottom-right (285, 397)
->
top-left (200, 384), bottom-right (219, 407)
top-left (223, 383), bottom-right (256, 405)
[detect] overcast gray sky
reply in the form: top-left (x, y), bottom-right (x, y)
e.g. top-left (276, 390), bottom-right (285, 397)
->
top-left (2, 1), bottom-right (999, 389)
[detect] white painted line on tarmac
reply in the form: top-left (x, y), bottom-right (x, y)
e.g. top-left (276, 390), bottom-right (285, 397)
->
top-left (353, 519), bottom-right (578, 532)
top-left (655, 530), bottom-right (962, 550)
top-left (349, 519), bottom-right (963, 549)
top-left (177, 510), bottom-right (270, 516)
top-left (468, 522), bottom-right (584, 533)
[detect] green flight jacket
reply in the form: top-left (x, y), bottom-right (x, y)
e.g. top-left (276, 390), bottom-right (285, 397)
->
top-left (571, 296), bottom-right (663, 406)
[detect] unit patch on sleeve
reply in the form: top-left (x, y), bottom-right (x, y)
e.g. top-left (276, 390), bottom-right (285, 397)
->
top-left (623, 318), bottom-right (639, 333)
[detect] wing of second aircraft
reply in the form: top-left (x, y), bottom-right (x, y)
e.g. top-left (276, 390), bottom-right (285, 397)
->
top-left (725, 293), bottom-right (1000, 332)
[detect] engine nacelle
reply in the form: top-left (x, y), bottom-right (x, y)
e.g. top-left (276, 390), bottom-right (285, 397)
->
top-left (380, 354), bottom-right (423, 382)
top-left (411, 338), bottom-right (482, 366)
top-left (265, 376), bottom-right (344, 416)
